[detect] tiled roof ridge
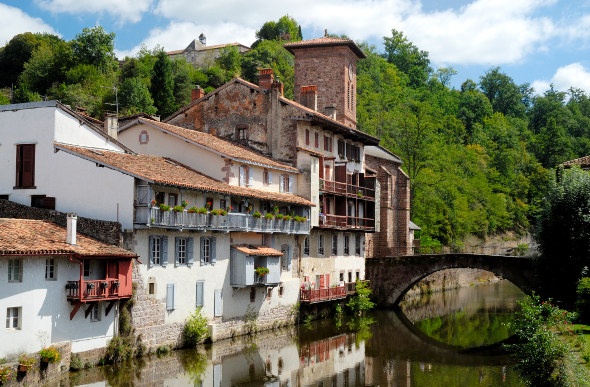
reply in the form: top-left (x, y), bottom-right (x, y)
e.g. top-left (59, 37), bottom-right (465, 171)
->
top-left (563, 155), bottom-right (590, 166)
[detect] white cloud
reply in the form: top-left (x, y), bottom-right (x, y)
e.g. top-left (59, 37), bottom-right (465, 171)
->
top-left (34, 0), bottom-right (154, 24)
top-left (115, 21), bottom-right (254, 58)
top-left (0, 3), bottom-right (59, 45)
top-left (551, 63), bottom-right (590, 93)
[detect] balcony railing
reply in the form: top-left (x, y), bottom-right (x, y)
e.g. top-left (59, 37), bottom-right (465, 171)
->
top-left (135, 207), bottom-right (310, 234)
top-left (300, 286), bottom-right (347, 303)
top-left (319, 178), bottom-right (375, 200)
top-left (319, 214), bottom-right (375, 230)
top-left (66, 279), bottom-right (130, 301)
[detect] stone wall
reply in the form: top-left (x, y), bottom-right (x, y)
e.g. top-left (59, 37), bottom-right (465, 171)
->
top-left (0, 199), bottom-right (121, 245)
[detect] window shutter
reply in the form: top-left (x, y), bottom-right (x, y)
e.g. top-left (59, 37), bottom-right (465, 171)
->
top-left (200, 237), bottom-right (205, 266)
top-left (148, 235), bottom-right (154, 267)
top-left (195, 281), bottom-right (204, 307)
top-left (239, 166), bottom-right (245, 186)
top-left (161, 236), bottom-right (168, 267)
top-left (248, 168), bottom-right (253, 187)
top-left (187, 237), bottom-right (194, 267)
top-left (288, 176), bottom-right (293, 193)
top-left (211, 237), bottom-right (217, 265)
top-left (214, 289), bottom-right (223, 317)
top-left (174, 237), bottom-right (180, 267)
top-left (166, 283), bottom-right (175, 310)
top-left (268, 172), bottom-right (272, 184)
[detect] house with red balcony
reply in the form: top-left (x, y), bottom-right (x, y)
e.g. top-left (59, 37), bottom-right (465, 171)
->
top-left (0, 216), bottom-right (136, 358)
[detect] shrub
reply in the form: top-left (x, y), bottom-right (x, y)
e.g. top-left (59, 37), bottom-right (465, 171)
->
top-left (346, 280), bottom-right (375, 317)
top-left (18, 353), bottom-right (36, 368)
top-left (576, 277), bottom-right (590, 323)
top-left (69, 353), bottom-right (84, 371)
top-left (103, 336), bottom-right (133, 364)
top-left (183, 307), bottom-right (209, 348)
top-left (0, 366), bottom-right (14, 383)
top-left (39, 345), bottom-right (61, 363)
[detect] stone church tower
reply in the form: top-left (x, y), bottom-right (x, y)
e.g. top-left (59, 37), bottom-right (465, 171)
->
top-left (285, 35), bottom-right (366, 129)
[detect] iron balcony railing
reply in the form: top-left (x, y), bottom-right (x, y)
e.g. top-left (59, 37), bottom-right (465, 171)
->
top-left (135, 207), bottom-right (311, 235)
top-left (300, 286), bottom-right (347, 303)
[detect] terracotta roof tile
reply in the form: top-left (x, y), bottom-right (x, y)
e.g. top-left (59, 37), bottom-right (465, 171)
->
top-left (123, 118), bottom-right (299, 172)
top-left (0, 218), bottom-right (136, 257)
top-left (284, 37), bottom-right (366, 58)
top-left (55, 143), bottom-right (314, 207)
top-left (232, 244), bottom-right (283, 256)
top-left (563, 155), bottom-right (590, 168)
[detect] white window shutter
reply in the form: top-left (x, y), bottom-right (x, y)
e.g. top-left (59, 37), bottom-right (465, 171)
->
top-left (161, 236), bottom-right (168, 267)
top-left (187, 237), bottom-right (194, 267)
top-left (166, 283), bottom-right (175, 310)
top-left (195, 281), bottom-right (204, 307)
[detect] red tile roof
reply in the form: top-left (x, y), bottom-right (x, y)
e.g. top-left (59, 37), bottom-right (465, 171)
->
top-left (232, 244), bottom-right (283, 256)
top-left (55, 143), bottom-right (314, 207)
top-left (0, 218), bottom-right (136, 257)
top-left (284, 37), bottom-right (366, 58)
top-left (120, 118), bottom-right (299, 172)
top-left (563, 155), bottom-right (590, 168)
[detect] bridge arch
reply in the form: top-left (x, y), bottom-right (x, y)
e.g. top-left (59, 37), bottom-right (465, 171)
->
top-left (365, 254), bottom-right (537, 307)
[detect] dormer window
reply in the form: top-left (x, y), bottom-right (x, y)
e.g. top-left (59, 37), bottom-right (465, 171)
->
top-left (236, 126), bottom-right (248, 141)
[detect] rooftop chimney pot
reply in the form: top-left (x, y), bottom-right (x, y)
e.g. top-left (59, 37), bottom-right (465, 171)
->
top-left (258, 68), bottom-right (274, 90)
top-left (66, 213), bottom-right (77, 245)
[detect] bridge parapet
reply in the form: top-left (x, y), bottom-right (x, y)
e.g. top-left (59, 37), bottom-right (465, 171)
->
top-left (366, 254), bottom-right (538, 307)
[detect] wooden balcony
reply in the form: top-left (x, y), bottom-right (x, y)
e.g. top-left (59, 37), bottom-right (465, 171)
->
top-left (319, 214), bottom-right (375, 231)
top-left (300, 286), bottom-right (347, 303)
top-left (319, 179), bottom-right (375, 200)
top-left (66, 279), bottom-right (130, 301)
top-left (135, 208), bottom-right (311, 235)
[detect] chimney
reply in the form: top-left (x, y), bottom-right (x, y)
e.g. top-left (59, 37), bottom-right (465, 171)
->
top-left (301, 85), bottom-right (318, 111)
top-left (271, 78), bottom-right (284, 96)
top-left (258, 68), bottom-right (274, 90)
top-left (324, 106), bottom-right (337, 120)
top-left (104, 113), bottom-right (118, 139)
top-left (199, 33), bottom-right (206, 46)
top-left (66, 213), bottom-right (77, 245)
top-left (191, 86), bottom-right (205, 102)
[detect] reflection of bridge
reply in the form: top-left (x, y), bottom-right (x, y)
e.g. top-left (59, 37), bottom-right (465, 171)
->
top-left (366, 254), bottom-right (537, 307)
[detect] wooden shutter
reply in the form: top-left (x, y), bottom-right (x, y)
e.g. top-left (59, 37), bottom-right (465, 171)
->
top-left (148, 235), bottom-right (154, 267)
top-left (288, 176), bottom-right (293, 193)
top-left (200, 237), bottom-right (206, 265)
top-left (195, 281), bottom-right (204, 307)
top-left (161, 237), bottom-right (168, 267)
top-left (174, 237), bottom-right (180, 267)
top-left (214, 289), bottom-right (223, 317)
top-left (211, 238), bottom-right (217, 265)
top-left (166, 283), bottom-right (175, 310)
top-left (187, 237), bottom-right (194, 267)
top-left (16, 144), bottom-right (35, 187)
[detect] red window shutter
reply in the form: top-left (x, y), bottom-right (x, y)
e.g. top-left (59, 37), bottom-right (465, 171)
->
top-left (16, 144), bottom-right (35, 187)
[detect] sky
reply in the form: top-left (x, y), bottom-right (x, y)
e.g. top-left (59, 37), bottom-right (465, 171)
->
top-left (1, 0), bottom-right (590, 95)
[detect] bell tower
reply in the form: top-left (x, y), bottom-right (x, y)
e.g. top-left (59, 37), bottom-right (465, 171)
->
top-left (285, 35), bottom-right (366, 129)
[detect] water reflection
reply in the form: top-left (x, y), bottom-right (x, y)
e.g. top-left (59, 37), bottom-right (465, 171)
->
top-left (66, 281), bottom-right (525, 386)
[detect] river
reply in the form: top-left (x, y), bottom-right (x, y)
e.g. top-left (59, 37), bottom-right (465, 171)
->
top-left (63, 280), bottom-right (527, 386)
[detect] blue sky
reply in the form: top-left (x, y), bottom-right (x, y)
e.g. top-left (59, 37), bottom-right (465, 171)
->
top-left (1, 0), bottom-right (590, 94)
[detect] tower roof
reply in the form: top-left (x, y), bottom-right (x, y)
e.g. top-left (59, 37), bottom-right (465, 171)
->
top-left (284, 37), bottom-right (366, 59)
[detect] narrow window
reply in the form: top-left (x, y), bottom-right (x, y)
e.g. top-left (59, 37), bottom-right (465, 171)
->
top-left (8, 259), bottom-right (22, 282)
top-left (45, 258), bottom-right (56, 280)
top-left (303, 237), bottom-right (309, 256)
top-left (90, 303), bottom-right (101, 322)
top-left (356, 271), bottom-right (360, 281)
top-left (151, 236), bottom-right (161, 265)
top-left (348, 271), bottom-right (353, 283)
top-left (314, 132), bottom-right (319, 148)
top-left (355, 235), bottom-right (361, 255)
top-left (331, 235), bottom-right (338, 255)
top-left (339, 272), bottom-right (345, 283)
top-left (344, 235), bottom-right (350, 255)
top-left (15, 144), bottom-right (35, 188)
top-left (200, 237), bottom-right (216, 265)
top-left (149, 235), bottom-right (168, 267)
top-left (337, 140), bottom-right (345, 158)
top-left (250, 287), bottom-right (256, 302)
top-left (318, 235), bottom-right (324, 256)
top-left (239, 166), bottom-right (250, 187)
top-left (83, 260), bottom-right (91, 277)
top-left (263, 170), bottom-right (272, 185)
top-left (281, 244), bottom-right (291, 271)
top-left (168, 193), bottom-right (178, 207)
top-left (6, 307), bottom-right (21, 329)
top-left (305, 129), bottom-right (310, 146)
top-left (176, 237), bottom-right (187, 265)
top-left (280, 175), bottom-right (291, 193)
top-left (236, 126), bottom-right (248, 141)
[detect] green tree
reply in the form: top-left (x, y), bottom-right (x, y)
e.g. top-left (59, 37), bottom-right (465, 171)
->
top-left (119, 77), bottom-right (156, 115)
top-left (71, 26), bottom-right (117, 73)
top-left (150, 50), bottom-right (176, 117)
top-left (479, 67), bottom-right (527, 119)
top-left (253, 15), bottom-right (302, 46)
top-left (241, 39), bottom-right (294, 98)
top-left (18, 37), bottom-right (72, 96)
top-left (458, 80), bottom-right (493, 140)
top-left (383, 29), bottom-right (431, 88)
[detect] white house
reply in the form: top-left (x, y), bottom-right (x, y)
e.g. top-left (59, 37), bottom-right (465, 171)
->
top-left (0, 216), bottom-right (136, 358)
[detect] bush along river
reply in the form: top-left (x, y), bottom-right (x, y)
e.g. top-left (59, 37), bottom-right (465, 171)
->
top-left (57, 279), bottom-right (527, 386)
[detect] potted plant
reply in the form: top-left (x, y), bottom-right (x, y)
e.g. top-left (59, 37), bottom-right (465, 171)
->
top-left (196, 207), bottom-right (207, 215)
top-left (283, 215), bottom-right (292, 221)
top-left (252, 211), bottom-right (262, 218)
top-left (0, 366), bottom-right (14, 384)
top-left (264, 213), bottom-right (275, 220)
top-left (173, 205), bottom-right (184, 212)
top-left (255, 266), bottom-right (270, 277)
top-left (159, 203), bottom-right (170, 212)
top-left (181, 199), bottom-right (189, 208)
top-left (39, 346), bottom-right (61, 364)
top-left (151, 199), bottom-right (157, 208)
top-left (18, 354), bottom-right (35, 372)
top-left (187, 206), bottom-right (199, 214)
top-left (275, 213), bottom-right (284, 220)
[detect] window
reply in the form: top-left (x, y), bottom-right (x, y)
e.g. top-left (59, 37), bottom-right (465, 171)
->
top-left (15, 144), bottom-right (35, 188)
top-left (281, 244), bottom-right (291, 271)
top-left (250, 287), bottom-right (256, 302)
top-left (239, 165), bottom-right (250, 187)
top-left (6, 307), bottom-right (21, 329)
top-left (139, 130), bottom-right (149, 144)
top-left (200, 237), bottom-right (217, 265)
top-left (175, 237), bottom-right (194, 266)
top-left (314, 132), bottom-right (319, 148)
top-left (263, 170), bottom-right (272, 185)
top-left (305, 129), bottom-right (310, 145)
top-left (344, 235), bottom-right (350, 255)
top-left (303, 237), bottom-right (309, 256)
top-left (355, 235), bottom-right (361, 255)
top-left (195, 281), bottom-right (204, 307)
top-left (168, 193), bottom-right (178, 207)
top-left (346, 143), bottom-right (353, 160)
top-left (339, 272), bottom-right (345, 283)
top-left (236, 126), bottom-right (248, 141)
top-left (149, 235), bottom-right (168, 267)
top-left (166, 283), bottom-right (176, 311)
top-left (324, 136), bottom-right (332, 152)
top-left (331, 235), bottom-right (338, 255)
top-left (318, 235), bottom-right (324, 255)
top-left (356, 271), bottom-right (360, 281)
top-left (8, 259), bottom-right (22, 282)
top-left (45, 258), bottom-right (56, 280)
top-left (337, 140), bottom-right (345, 158)
top-left (348, 271), bottom-right (353, 283)
top-left (280, 174), bottom-right (291, 193)
top-left (83, 260), bottom-right (91, 277)
top-left (90, 303), bottom-right (101, 322)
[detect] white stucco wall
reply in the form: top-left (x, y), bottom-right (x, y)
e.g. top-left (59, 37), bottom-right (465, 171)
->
top-left (0, 256), bottom-right (117, 358)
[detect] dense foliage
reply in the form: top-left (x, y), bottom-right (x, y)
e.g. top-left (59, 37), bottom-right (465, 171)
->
top-left (3, 19), bottom-right (590, 250)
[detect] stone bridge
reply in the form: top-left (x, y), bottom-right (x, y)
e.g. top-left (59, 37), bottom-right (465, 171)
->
top-left (366, 254), bottom-right (537, 307)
